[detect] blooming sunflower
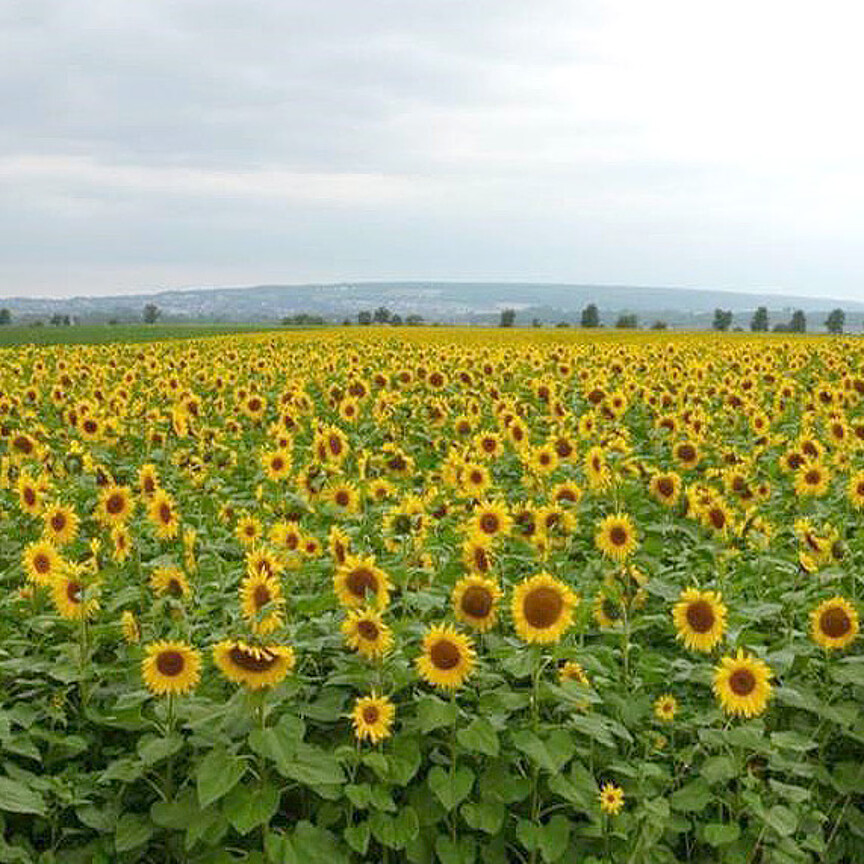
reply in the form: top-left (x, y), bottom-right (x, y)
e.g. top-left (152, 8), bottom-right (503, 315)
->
top-left (341, 608), bottom-right (393, 658)
top-left (848, 470), bottom-right (864, 510)
top-left (649, 472), bottom-right (681, 508)
top-left (559, 660), bottom-right (589, 685)
top-left (261, 448), bottom-right (292, 482)
top-left (461, 462), bottom-right (492, 498)
top-left (673, 440), bottom-right (700, 470)
top-left (150, 567), bottom-right (190, 600)
top-left (462, 534), bottom-right (495, 575)
top-left (471, 500), bottom-right (512, 540)
top-left (334, 555), bottom-right (391, 610)
top-left (416, 624), bottom-right (476, 689)
top-left (653, 694), bottom-right (678, 722)
top-left (810, 596), bottom-right (859, 650)
top-left (594, 513), bottom-right (638, 563)
top-left (23, 539), bottom-right (63, 586)
top-left (713, 649), bottom-right (772, 718)
top-left (213, 640), bottom-right (295, 690)
top-left (599, 782), bottom-right (624, 816)
top-left (351, 693), bottom-right (396, 744)
top-left (42, 503), bottom-right (79, 547)
top-left (452, 575), bottom-right (501, 632)
top-left (593, 593), bottom-right (623, 629)
top-left (512, 573), bottom-right (578, 644)
top-left (142, 641), bottom-right (202, 696)
top-left (794, 463), bottom-right (830, 498)
top-left (148, 489), bottom-right (180, 540)
top-left (138, 463), bottom-right (160, 497)
top-left (240, 571), bottom-right (285, 635)
top-left (51, 564), bottom-right (99, 621)
top-left (673, 588), bottom-right (727, 651)
top-left (110, 525), bottom-right (133, 564)
top-left (97, 485), bottom-right (134, 527)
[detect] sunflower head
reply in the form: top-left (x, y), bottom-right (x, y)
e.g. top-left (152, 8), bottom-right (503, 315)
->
top-left (341, 608), bottom-right (394, 658)
top-left (240, 571), bottom-right (285, 636)
top-left (213, 640), bottom-right (295, 690)
top-left (512, 573), bottom-right (578, 644)
top-left (811, 596), bottom-right (859, 650)
top-left (713, 649), bottom-right (772, 718)
top-left (334, 556), bottom-right (391, 610)
top-left (595, 513), bottom-right (638, 563)
top-left (351, 693), bottom-right (396, 744)
top-left (142, 641), bottom-right (202, 696)
top-left (653, 694), bottom-right (678, 722)
top-left (672, 587), bottom-right (727, 651)
top-left (451, 575), bottom-right (501, 632)
top-left (599, 782), bottom-right (624, 816)
top-left (415, 624), bottom-right (476, 690)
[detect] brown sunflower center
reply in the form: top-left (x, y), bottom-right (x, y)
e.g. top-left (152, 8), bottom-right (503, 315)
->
top-left (685, 600), bottom-right (715, 633)
top-left (12, 435), bottom-right (32, 453)
top-left (66, 580), bottom-right (82, 603)
top-left (356, 619), bottom-right (379, 641)
top-left (479, 514), bottom-right (499, 534)
top-left (253, 585), bottom-right (271, 609)
top-left (106, 493), bottom-right (125, 514)
top-left (820, 606), bottom-right (851, 639)
top-left (709, 508), bottom-right (726, 530)
top-left (156, 651), bottom-right (185, 677)
top-left (83, 419), bottom-right (98, 434)
top-left (805, 470), bottom-right (821, 485)
top-left (335, 490), bottom-right (350, 507)
top-left (362, 706), bottom-right (380, 724)
top-left (51, 513), bottom-right (67, 532)
top-left (523, 586), bottom-right (564, 629)
top-left (472, 546), bottom-right (490, 572)
top-left (656, 477), bottom-right (674, 497)
top-left (23, 487), bottom-right (36, 506)
top-left (469, 470), bottom-right (484, 485)
top-left (728, 668), bottom-right (756, 696)
top-left (461, 585), bottom-right (493, 619)
top-left (271, 457), bottom-right (285, 472)
top-left (429, 638), bottom-right (461, 670)
top-left (602, 598), bottom-right (621, 621)
top-left (34, 554), bottom-right (51, 574)
top-left (346, 568), bottom-right (378, 598)
top-left (228, 646), bottom-right (277, 672)
top-left (677, 444), bottom-right (696, 462)
top-left (609, 525), bottom-right (628, 546)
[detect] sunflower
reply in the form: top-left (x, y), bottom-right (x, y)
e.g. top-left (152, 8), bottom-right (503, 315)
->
top-left (51, 564), bottom-right (99, 620)
top-left (848, 471), bottom-right (864, 510)
top-left (23, 539), bottom-right (62, 586)
top-left (471, 500), bottom-right (512, 540)
top-left (551, 481), bottom-right (582, 508)
top-left (334, 555), bottom-right (391, 609)
top-left (326, 481), bottom-right (362, 515)
top-left (328, 525), bottom-right (351, 566)
top-left (452, 575), bottom-right (501, 632)
top-left (351, 693), bottom-right (396, 744)
top-left (599, 782), bottom-right (624, 816)
top-left (673, 440), bottom-right (700, 470)
top-left (149, 567), bottom-right (191, 600)
top-left (42, 503), bottom-right (79, 547)
top-left (653, 694), bottom-right (678, 722)
top-left (342, 608), bottom-right (394, 658)
top-left (810, 596), bottom-right (859, 650)
top-left (416, 624), bottom-right (476, 689)
top-left (121, 610), bottom-right (140, 644)
top-left (713, 649), bottom-right (772, 718)
top-left (649, 472), bottom-right (681, 508)
top-left (261, 448), bottom-right (292, 482)
top-left (240, 571), bottom-right (285, 635)
top-left (794, 463), bottom-right (830, 498)
top-left (142, 641), bottom-right (202, 696)
top-left (461, 534), bottom-right (495, 576)
top-left (559, 660), bottom-right (589, 685)
top-left (584, 446), bottom-right (611, 491)
top-left (512, 573), bottom-right (578, 644)
top-left (528, 445), bottom-right (558, 476)
top-left (111, 525), bottom-right (133, 564)
top-left (148, 489), bottom-right (180, 540)
top-left (673, 588), bottom-right (727, 651)
top-left (593, 593), bottom-right (623, 629)
top-left (213, 640), bottom-right (295, 689)
top-left (246, 546), bottom-right (283, 580)
top-left (17, 473), bottom-right (43, 516)
top-left (97, 485), bottom-right (134, 527)
top-left (594, 513), bottom-right (638, 563)
top-left (137, 463), bottom-right (160, 497)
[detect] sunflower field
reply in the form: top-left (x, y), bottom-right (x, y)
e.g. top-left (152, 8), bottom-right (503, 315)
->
top-left (1, 327), bottom-right (863, 863)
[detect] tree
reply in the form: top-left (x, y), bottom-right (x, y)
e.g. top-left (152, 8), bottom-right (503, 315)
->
top-left (357, 311), bottom-right (372, 325)
top-left (143, 303), bottom-right (161, 324)
top-left (405, 314), bottom-right (424, 326)
top-left (650, 320), bottom-right (668, 330)
top-left (751, 306), bottom-right (769, 332)
top-left (0, 308), bottom-right (11, 325)
top-left (615, 313), bottom-right (638, 329)
top-left (373, 306), bottom-right (392, 324)
top-left (713, 308), bottom-right (733, 331)
top-left (499, 308), bottom-right (516, 327)
top-left (825, 308), bottom-right (845, 334)
top-left (390, 314), bottom-right (403, 325)
top-left (580, 303), bottom-right (599, 328)
top-left (789, 309), bottom-right (807, 333)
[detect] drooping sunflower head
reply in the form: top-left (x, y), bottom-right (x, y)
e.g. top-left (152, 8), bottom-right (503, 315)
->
top-left (451, 575), bottom-right (501, 632)
top-left (594, 513), bottom-right (638, 563)
top-left (334, 556), bottom-right (391, 610)
top-left (810, 596), bottom-right (859, 650)
top-left (240, 571), bottom-right (285, 636)
top-left (351, 693), bottom-right (396, 745)
top-left (848, 471), bottom-right (864, 510)
top-left (712, 649), bottom-right (772, 718)
top-left (415, 624), bottom-right (476, 690)
top-left (511, 573), bottom-right (578, 644)
top-left (341, 608), bottom-right (393, 658)
top-left (142, 641), bottom-right (202, 696)
top-left (593, 593), bottom-right (623, 629)
top-left (213, 640), bottom-right (295, 690)
top-left (672, 587), bottom-right (727, 651)
top-left (461, 534), bottom-right (494, 576)
top-left (121, 610), bottom-right (140, 644)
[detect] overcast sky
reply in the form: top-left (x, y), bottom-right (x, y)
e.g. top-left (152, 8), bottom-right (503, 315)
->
top-left (2, 0), bottom-right (864, 300)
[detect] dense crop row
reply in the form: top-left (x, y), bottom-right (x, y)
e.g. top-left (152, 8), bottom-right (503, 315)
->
top-left (0, 329), bottom-right (862, 863)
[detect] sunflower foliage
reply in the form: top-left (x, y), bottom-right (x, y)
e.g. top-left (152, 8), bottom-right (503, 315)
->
top-left (0, 329), bottom-right (862, 863)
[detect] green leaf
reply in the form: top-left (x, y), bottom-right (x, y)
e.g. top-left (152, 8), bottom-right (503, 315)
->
top-left (670, 779), bottom-right (712, 813)
top-left (538, 815), bottom-right (571, 863)
top-left (701, 755), bottom-right (736, 785)
top-left (461, 801), bottom-right (505, 835)
top-left (115, 813), bottom-right (153, 853)
top-left (702, 823), bottom-right (740, 846)
top-left (457, 718), bottom-right (499, 757)
top-left (196, 748), bottom-right (246, 808)
top-left (224, 781), bottom-right (280, 835)
top-left (369, 807), bottom-right (419, 850)
top-left (384, 734), bottom-right (421, 785)
top-left (282, 744), bottom-right (345, 786)
top-left (416, 696), bottom-right (457, 733)
top-left (435, 833), bottom-right (476, 864)
top-left (763, 804), bottom-right (797, 837)
top-left (770, 731), bottom-right (817, 752)
top-left (0, 777), bottom-right (45, 816)
top-left (265, 830), bottom-right (300, 863)
top-left (512, 730), bottom-right (574, 773)
top-left (100, 757), bottom-right (143, 783)
top-left (428, 765), bottom-right (474, 811)
top-left (150, 790), bottom-right (198, 830)
top-left (137, 732), bottom-right (184, 766)
top-left (76, 803), bottom-right (119, 833)
top-left (345, 783), bottom-right (372, 809)
top-left (291, 821), bottom-right (349, 864)
top-left (369, 785), bottom-right (396, 813)
top-left (344, 821), bottom-right (370, 856)
top-left (248, 715), bottom-right (305, 770)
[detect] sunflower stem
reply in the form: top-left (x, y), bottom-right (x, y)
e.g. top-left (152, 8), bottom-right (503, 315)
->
top-left (164, 694), bottom-right (176, 800)
top-left (529, 647), bottom-right (542, 864)
top-left (449, 687), bottom-right (459, 844)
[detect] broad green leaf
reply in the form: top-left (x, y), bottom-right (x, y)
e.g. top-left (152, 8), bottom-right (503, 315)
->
top-left (224, 781), bottom-right (280, 835)
top-left (763, 804), bottom-right (797, 837)
top-left (461, 801), bottom-right (505, 835)
top-left (428, 765), bottom-right (474, 811)
top-left (291, 821), bottom-right (349, 864)
top-left (512, 730), bottom-right (573, 773)
top-left (150, 790), bottom-right (198, 830)
top-left (701, 755), bottom-right (736, 785)
top-left (115, 813), bottom-right (153, 853)
top-left (137, 732), bottom-right (184, 766)
top-left (416, 697), bottom-right (457, 733)
top-left (344, 821), bottom-right (370, 856)
top-left (457, 717), bottom-right (500, 757)
top-left (435, 833), bottom-right (476, 864)
top-left (538, 815), bottom-right (571, 863)
top-left (0, 777), bottom-right (45, 816)
top-left (196, 748), bottom-right (246, 808)
top-left (368, 806), bottom-right (419, 850)
top-left (771, 731), bottom-right (817, 752)
top-left (702, 823), bottom-right (740, 846)
top-left (282, 744), bottom-right (345, 786)
top-left (670, 779), bottom-right (712, 813)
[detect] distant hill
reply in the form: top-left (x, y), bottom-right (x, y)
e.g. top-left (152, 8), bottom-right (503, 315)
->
top-left (1, 282), bottom-right (861, 330)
